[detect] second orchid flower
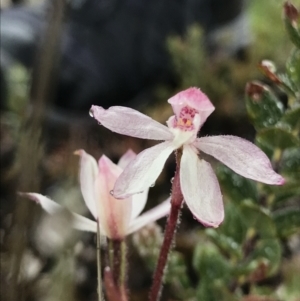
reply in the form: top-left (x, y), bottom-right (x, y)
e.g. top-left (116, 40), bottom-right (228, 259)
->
top-left (22, 150), bottom-right (170, 240)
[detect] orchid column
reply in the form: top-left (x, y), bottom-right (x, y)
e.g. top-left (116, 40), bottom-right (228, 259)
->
top-left (90, 87), bottom-right (284, 301)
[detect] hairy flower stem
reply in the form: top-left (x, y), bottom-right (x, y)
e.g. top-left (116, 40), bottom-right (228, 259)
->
top-left (97, 222), bottom-right (103, 301)
top-left (120, 240), bottom-right (128, 299)
top-left (149, 150), bottom-right (184, 301)
top-left (108, 239), bottom-right (128, 301)
top-left (112, 240), bottom-right (122, 285)
top-left (104, 267), bottom-right (122, 301)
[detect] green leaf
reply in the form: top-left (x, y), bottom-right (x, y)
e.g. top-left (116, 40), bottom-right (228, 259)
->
top-left (257, 60), bottom-right (297, 96)
top-left (277, 73), bottom-right (299, 96)
top-left (217, 165), bottom-right (258, 204)
top-left (193, 242), bottom-right (231, 280)
top-left (255, 138), bottom-right (275, 159)
top-left (235, 238), bottom-right (281, 280)
top-left (256, 127), bottom-right (300, 150)
top-left (273, 207), bottom-right (300, 237)
top-left (165, 251), bottom-right (195, 298)
top-left (286, 48), bottom-right (300, 91)
top-left (245, 82), bottom-right (284, 130)
top-left (196, 278), bottom-right (220, 301)
top-left (281, 106), bottom-right (300, 132)
top-left (279, 256), bottom-right (300, 300)
top-left (239, 201), bottom-right (276, 238)
top-left (284, 2), bottom-right (300, 49)
top-left (281, 147), bottom-right (300, 179)
top-left (253, 238), bottom-right (281, 266)
top-left (196, 278), bottom-right (235, 301)
top-left (266, 181), bottom-right (300, 204)
top-left (206, 229), bottom-right (242, 259)
top-left (219, 203), bottom-right (248, 244)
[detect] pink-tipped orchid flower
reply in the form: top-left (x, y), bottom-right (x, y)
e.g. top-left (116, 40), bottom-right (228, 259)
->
top-left (89, 87), bottom-right (285, 228)
top-left (22, 150), bottom-right (171, 240)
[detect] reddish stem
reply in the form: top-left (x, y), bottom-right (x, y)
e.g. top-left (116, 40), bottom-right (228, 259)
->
top-left (148, 150), bottom-right (183, 301)
top-left (106, 239), bottom-right (128, 301)
top-left (104, 267), bottom-right (121, 301)
top-left (112, 240), bottom-right (122, 286)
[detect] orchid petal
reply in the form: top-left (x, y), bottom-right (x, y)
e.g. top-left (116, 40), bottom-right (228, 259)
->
top-left (196, 136), bottom-right (285, 185)
top-left (20, 193), bottom-right (98, 233)
top-left (90, 105), bottom-right (174, 141)
top-left (71, 214), bottom-right (97, 233)
top-left (117, 149), bottom-right (136, 169)
top-left (118, 149), bottom-right (148, 220)
top-left (96, 155), bottom-right (132, 239)
top-left (20, 192), bottom-right (61, 214)
top-left (180, 146), bottom-right (224, 227)
top-left (130, 188), bottom-right (149, 220)
top-left (113, 141), bottom-right (176, 199)
top-left (127, 198), bottom-right (171, 235)
top-left (168, 88), bottom-right (215, 126)
top-left (74, 150), bottom-right (98, 219)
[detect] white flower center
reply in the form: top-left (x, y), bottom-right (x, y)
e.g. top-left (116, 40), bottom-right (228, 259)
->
top-left (167, 106), bottom-right (200, 148)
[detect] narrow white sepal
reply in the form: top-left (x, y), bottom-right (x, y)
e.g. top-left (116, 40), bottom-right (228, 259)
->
top-left (180, 146), bottom-right (224, 227)
top-left (91, 105), bottom-right (174, 141)
top-left (196, 136), bottom-right (285, 185)
top-left (113, 141), bottom-right (176, 198)
top-left (127, 198), bottom-right (171, 235)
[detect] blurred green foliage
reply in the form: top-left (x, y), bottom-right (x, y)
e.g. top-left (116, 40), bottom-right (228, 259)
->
top-left (204, 2), bottom-right (300, 300)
